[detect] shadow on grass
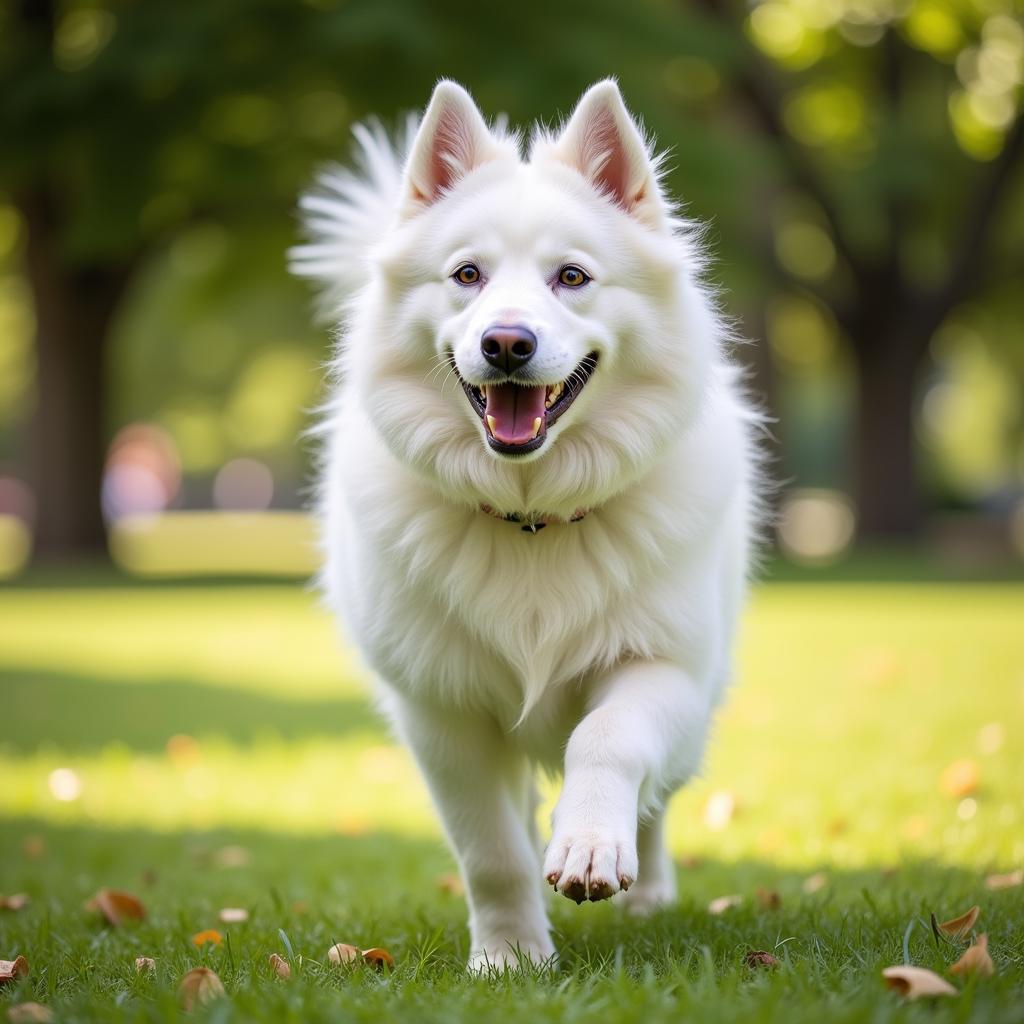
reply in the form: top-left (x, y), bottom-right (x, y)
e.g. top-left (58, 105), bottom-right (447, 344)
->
top-left (0, 669), bottom-right (384, 754)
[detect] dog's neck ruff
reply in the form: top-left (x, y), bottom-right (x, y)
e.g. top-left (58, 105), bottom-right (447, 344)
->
top-left (479, 503), bottom-right (588, 535)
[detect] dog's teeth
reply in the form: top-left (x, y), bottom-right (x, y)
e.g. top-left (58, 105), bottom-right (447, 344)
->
top-left (486, 415), bottom-right (497, 435)
top-left (531, 417), bottom-right (542, 439)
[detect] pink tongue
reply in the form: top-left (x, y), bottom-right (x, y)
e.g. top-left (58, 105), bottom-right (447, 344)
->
top-left (485, 384), bottom-right (547, 445)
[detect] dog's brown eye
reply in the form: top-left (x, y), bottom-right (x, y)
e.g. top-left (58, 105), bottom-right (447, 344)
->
top-left (558, 265), bottom-right (589, 288)
top-left (453, 263), bottom-right (481, 285)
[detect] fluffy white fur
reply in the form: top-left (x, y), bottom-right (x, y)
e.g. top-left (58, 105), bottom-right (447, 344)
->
top-left (293, 79), bottom-right (762, 969)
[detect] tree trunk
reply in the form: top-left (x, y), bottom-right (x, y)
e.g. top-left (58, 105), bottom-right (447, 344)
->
top-left (20, 189), bottom-right (132, 560)
top-left (851, 336), bottom-right (923, 539)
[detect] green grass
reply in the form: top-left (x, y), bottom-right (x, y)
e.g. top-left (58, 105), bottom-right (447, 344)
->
top-left (1, 575), bottom-right (1022, 1022)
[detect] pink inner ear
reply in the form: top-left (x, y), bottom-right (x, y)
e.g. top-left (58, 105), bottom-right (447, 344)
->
top-left (415, 108), bottom-right (477, 202)
top-left (584, 107), bottom-right (633, 207)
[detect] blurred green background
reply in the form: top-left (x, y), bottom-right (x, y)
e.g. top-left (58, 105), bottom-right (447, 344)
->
top-left (0, 0), bottom-right (1022, 576)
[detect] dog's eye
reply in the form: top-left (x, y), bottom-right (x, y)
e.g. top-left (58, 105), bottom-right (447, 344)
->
top-left (558, 265), bottom-right (589, 288)
top-left (453, 263), bottom-right (481, 286)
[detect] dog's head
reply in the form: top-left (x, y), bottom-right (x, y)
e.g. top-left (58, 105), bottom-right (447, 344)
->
top-left (335, 80), bottom-right (720, 515)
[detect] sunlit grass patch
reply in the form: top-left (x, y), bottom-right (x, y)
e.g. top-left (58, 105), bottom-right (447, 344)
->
top-left (1, 576), bottom-right (1022, 1020)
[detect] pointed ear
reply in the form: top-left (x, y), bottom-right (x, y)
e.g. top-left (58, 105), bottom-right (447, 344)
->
top-left (553, 80), bottom-right (662, 223)
top-left (403, 81), bottom-right (498, 210)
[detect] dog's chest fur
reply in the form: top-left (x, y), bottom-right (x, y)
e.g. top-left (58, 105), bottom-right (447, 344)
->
top-left (323, 404), bottom-right (742, 750)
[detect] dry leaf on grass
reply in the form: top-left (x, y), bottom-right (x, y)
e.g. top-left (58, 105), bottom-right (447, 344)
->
top-left (327, 943), bottom-right (360, 965)
top-left (0, 894), bottom-right (29, 912)
top-left (178, 967), bottom-right (225, 1010)
top-left (268, 953), bottom-right (291, 980)
top-left (191, 929), bottom-right (223, 948)
top-left (134, 957), bottom-right (156, 973)
top-left (708, 895), bottom-right (742, 915)
top-left (802, 872), bottom-right (828, 894)
top-left (22, 837), bottom-right (45, 860)
top-left (84, 888), bottom-right (146, 926)
top-left (940, 759), bottom-right (979, 798)
top-left (936, 904), bottom-right (980, 942)
top-left (361, 948), bottom-right (394, 970)
top-left (755, 888), bottom-right (781, 910)
top-left (985, 869), bottom-right (1022, 890)
top-left (213, 845), bottom-right (250, 868)
top-left (744, 950), bottom-right (779, 969)
top-left (6, 1002), bottom-right (52, 1023)
top-left (218, 907), bottom-right (249, 924)
top-left (435, 873), bottom-right (464, 896)
top-left (882, 965), bottom-right (957, 999)
top-left (0, 957), bottom-right (29, 984)
top-left (950, 933), bottom-right (995, 978)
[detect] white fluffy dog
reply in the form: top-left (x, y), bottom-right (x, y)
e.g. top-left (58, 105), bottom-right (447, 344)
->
top-left (293, 79), bottom-right (761, 969)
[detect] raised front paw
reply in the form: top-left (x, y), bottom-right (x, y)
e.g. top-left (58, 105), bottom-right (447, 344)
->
top-left (543, 830), bottom-right (638, 903)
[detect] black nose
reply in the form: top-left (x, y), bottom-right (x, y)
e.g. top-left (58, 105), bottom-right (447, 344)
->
top-left (480, 325), bottom-right (537, 373)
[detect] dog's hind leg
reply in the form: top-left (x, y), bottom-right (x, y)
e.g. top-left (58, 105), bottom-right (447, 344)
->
top-left (388, 693), bottom-right (555, 970)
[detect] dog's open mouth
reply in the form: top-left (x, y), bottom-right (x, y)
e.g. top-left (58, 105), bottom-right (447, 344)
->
top-left (458, 353), bottom-right (599, 455)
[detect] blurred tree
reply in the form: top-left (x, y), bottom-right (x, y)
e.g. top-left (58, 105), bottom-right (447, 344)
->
top-left (2, 0), bottom-right (1021, 557)
top-left (0, 0), bottom-right (709, 557)
top-left (698, 0), bottom-right (1024, 536)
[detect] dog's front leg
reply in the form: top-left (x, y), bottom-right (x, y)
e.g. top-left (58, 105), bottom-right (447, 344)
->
top-left (543, 660), bottom-right (708, 903)
top-left (389, 693), bottom-right (555, 969)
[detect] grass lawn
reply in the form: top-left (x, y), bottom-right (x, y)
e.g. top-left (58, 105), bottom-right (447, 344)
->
top-left (1, 573), bottom-right (1022, 1021)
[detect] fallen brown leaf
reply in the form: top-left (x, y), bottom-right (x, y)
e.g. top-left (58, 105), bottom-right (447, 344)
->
top-left (707, 894), bottom-right (741, 915)
top-left (0, 957), bottom-right (29, 984)
top-left (191, 929), bottom-right (223, 948)
top-left (678, 855), bottom-right (703, 870)
top-left (134, 957), bottom-right (156, 973)
top-left (361, 947), bottom-right (394, 970)
top-left (178, 967), bottom-right (225, 1010)
top-left (756, 887), bottom-right (781, 910)
top-left (985, 869), bottom-right (1023, 890)
top-left (213, 845), bottom-right (250, 868)
top-left (218, 907), bottom-right (249, 924)
top-left (802, 872), bottom-right (828, 894)
top-left (882, 965), bottom-right (957, 1000)
top-left (744, 950), bottom-right (779, 969)
top-left (435, 873), bottom-right (464, 896)
top-left (166, 733), bottom-right (201, 764)
top-left (940, 759), bottom-right (979, 798)
top-left (950, 933), bottom-right (995, 978)
top-left (22, 837), bottom-right (45, 860)
top-left (327, 943), bottom-right (360, 965)
top-left (937, 904), bottom-right (980, 942)
top-left (268, 953), bottom-right (291, 980)
top-left (84, 888), bottom-right (146, 926)
top-left (0, 894), bottom-right (30, 912)
top-left (6, 1002), bottom-right (52, 1023)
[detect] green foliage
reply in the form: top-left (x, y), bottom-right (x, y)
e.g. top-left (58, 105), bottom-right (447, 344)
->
top-left (1, 0), bottom-right (1021, 511)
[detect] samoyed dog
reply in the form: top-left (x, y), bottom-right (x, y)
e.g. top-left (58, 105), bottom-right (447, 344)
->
top-left (293, 79), bottom-right (761, 969)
